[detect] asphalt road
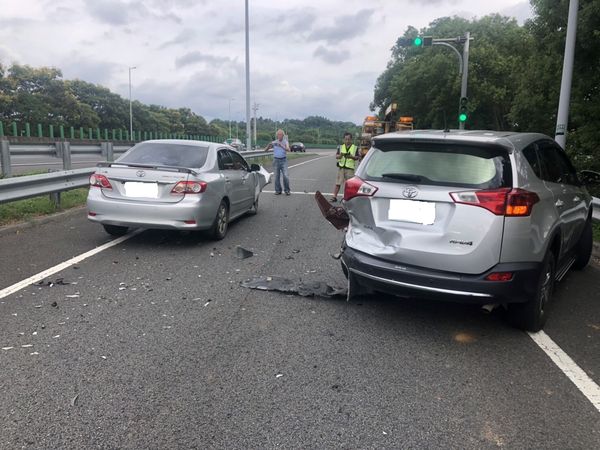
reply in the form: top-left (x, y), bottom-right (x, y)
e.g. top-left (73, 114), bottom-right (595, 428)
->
top-left (1, 153), bottom-right (599, 448)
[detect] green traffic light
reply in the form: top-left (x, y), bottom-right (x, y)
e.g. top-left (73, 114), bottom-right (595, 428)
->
top-left (414, 37), bottom-right (422, 46)
top-left (459, 113), bottom-right (468, 122)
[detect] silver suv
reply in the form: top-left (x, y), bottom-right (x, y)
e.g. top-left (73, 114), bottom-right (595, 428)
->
top-left (341, 130), bottom-right (594, 331)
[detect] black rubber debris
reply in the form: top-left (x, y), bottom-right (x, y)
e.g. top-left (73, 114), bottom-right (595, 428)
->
top-left (240, 276), bottom-right (347, 298)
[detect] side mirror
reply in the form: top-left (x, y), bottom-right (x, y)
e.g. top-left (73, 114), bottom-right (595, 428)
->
top-left (580, 170), bottom-right (600, 186)
top-left (250, 163), bottom-right (260, 172)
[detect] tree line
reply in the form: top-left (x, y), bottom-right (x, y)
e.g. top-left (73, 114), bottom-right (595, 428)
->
top-left (0, 63), bottom-right (359, 145)
top-left (371, 0), bottom-right (599, 171)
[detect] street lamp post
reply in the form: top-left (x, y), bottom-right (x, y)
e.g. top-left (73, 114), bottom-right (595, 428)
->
top-left (244, 0), bottom-right (251, 152)
top-left (128, 66), bottom-right (136, 140)
top-left (228, 97), bottom-right (235, 139)
top-left (555, 0), bottom-right (579, 148)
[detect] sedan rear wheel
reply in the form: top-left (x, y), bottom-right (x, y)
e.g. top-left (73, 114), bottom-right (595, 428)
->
top-left (103, 224), bottom-right (128, 237)
top-left (209, 200), bottom-right (229, 240)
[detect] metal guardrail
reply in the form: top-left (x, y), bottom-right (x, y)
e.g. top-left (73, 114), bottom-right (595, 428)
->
top-left (593, 197), bottom-right (600, 223)
top-left (0, 149), bottom-right (274, 205)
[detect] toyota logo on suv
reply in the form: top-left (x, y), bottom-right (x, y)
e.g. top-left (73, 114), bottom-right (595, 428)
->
top-left (402, 186), bottom-right (418, 199)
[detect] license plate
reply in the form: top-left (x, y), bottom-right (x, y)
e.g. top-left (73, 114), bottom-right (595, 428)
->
top-left (388, 199), bottom-right (435, 225)
top-left (124, 182), bottom-right (158, 198)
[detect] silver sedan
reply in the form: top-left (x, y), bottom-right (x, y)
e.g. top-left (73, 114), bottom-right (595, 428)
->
top-left (87, 140), bottom-right (271, 239)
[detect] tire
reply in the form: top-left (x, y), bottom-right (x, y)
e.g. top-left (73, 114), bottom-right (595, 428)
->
top-left (572, 219), bottom-right (593, 270)
top-left (507, 249), bottom-right (556, 332)
top-left (103, 224), bottom-right (128, 236)
top-left (209, 200), bottom-right (229, 240)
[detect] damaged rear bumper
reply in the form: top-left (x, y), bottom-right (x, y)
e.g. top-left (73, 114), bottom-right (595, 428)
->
top-left (341, 247), bottom-right (542, 304)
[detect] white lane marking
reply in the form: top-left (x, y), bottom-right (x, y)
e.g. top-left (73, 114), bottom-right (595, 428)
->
top-left (0, 230), bottom-right (141, 300)
top-left (287, 155), bottom-right (331, 169)
top-left (264, 191), bottom-right (335, 196)
top-left (528, 330), bottom-right (600, 413)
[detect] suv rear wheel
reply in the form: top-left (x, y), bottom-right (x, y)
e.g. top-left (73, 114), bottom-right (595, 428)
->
top-left (573, 219), bottom-right (592, 270)
top-left (507, 249), bottom-right (556, 332)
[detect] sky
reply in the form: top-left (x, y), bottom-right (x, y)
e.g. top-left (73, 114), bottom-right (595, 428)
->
top-left (0, 0), bottom-right (533, 124)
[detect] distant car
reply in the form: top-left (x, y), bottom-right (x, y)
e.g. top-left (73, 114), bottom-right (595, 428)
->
top-left (224, 138), bottom-right (245, 151)
top-left (341, 130), bottom-right (595, 331)
top-left (290, 142), bottom-right (305, 152)
top-left (87, 140), bottom-right (270, 240)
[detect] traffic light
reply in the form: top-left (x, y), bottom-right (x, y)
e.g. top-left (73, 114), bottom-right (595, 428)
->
top-left (423, 36), bottom-right (433, 46)
top-left (459, 97), bottom-right (468, 123)
top-left (413, 36), bottom-right (423, 46)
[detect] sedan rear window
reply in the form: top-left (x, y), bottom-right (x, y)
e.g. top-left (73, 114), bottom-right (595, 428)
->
top-left (118, 143), bottom-right (209, 168)
top-left (364, 143), bottom-right (511, 189)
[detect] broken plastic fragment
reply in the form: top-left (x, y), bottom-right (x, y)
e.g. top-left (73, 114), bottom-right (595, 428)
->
top-left (236, 246), bottom-right (254, 259)
top-left (240, 276), bottom-right (347, 298)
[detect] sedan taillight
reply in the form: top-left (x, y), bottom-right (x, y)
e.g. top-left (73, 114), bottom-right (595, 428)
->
top-left (171, 181), bottom-right (207, 194)
top-left (343, 177), bottom-right (378, 201)
top-left (89, 174), bottom-right (112, 189)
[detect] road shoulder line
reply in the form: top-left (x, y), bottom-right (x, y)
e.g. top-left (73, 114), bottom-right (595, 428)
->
top-left (528, 330), bottom-right (600, 413)
top-left (0, 230), bottom-right (141, 300)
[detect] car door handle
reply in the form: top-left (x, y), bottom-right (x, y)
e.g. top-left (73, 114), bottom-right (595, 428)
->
top-left (555, 199), bottom-right (564, 207)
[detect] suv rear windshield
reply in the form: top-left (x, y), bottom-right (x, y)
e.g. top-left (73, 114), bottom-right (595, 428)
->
top-left (364, 143), bottom-right (511, 189)
top-left (119, 143), bottom-right (209, 168)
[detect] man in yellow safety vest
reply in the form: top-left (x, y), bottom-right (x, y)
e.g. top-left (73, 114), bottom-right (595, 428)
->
top-left (330, 131), bottom-right (359, 202)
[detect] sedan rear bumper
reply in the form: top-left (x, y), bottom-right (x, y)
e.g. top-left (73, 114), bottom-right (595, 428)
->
top-left (86, 188), bottom-right (217, 230)
top-left (342, 246), bottom-right (542, 304)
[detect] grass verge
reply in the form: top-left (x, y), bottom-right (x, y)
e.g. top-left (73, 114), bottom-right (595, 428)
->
top-left (593, 222), bottom-right (600, 243)
top-left (0, 188), bottom-right (89, 226)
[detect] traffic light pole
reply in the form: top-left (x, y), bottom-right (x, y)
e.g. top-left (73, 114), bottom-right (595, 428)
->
top-left (430, 33), bottom-right (471, 129)
top-left (459, 32), bottom-right (470, 130)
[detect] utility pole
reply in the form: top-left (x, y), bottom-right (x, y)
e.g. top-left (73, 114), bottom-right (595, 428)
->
top-left (252, 102), bottom-right (259, 149)
top-left (128, 66), bottom-right (136, 140)
top-left (244, 0), bottom-right (252, 152)
top-left (555, 0), bottom-right (579, 149)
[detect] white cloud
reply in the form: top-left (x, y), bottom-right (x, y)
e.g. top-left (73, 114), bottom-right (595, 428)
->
top-left (0, 0), bottom-right (533, 124)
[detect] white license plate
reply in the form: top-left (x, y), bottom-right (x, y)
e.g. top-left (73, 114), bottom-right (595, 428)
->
top-left (124, 182), bottom-right (159, 198)
top-left (388, 199), bottom-right (435, 225)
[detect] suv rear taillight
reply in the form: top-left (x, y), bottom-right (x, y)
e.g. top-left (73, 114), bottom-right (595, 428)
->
top-left (171, 181), bottom-right (207, 194)
top-left (89, 174), bottom-right (112, 189)
top-left (450, 188), bottom-right (539, 216)
top-left (343, 177), bottom-right (378, 201)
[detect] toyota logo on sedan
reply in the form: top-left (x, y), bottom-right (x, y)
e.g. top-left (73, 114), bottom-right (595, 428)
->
top-left (136, 170), bottom-right (146, 178)
top-left (402, 186), bottom-right (418, 199)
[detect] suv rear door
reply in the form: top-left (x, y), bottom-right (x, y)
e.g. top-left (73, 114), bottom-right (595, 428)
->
top-left (536, 140), bottom-right (588, 254)
top-left (347, 141), bottom-right (512, 274)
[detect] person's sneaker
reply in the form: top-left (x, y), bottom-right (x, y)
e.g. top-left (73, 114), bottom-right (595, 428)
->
top-left (275, 192), bottom-right (282, 195)
top-left (330, 197), bottom-right (337, 202)
top-left (285, 191), bottom-right (291, 196)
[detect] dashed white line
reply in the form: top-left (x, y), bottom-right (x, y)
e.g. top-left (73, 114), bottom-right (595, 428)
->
top-left (528, 330), bottom-right (600, 413)
top-left (0, 230), bottom-right (141, 300)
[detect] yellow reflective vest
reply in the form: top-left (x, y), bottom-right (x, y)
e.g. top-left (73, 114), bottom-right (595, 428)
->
top-left (338, 144), bottom-right (357, 170)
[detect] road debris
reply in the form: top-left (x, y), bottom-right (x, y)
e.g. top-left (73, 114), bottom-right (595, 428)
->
top-left (35, 278), bottom-right (71, 287)
top-left (21, 344), bottom-right (33, 348)
top-left (276, 374), bottom-right (284, 378)
top-left (65, 294), bottom-right (80, 298)
top-left (241, 276), bottom-right (347, 298)
top-left (71, 394), bottom-right (79, 407)
top-left (315, 191), bottom-right (349, 230)
top-left (236, 246), bottom-right (254, 259)
top-left (51, 302), bottom-right (58, 308)
top-left (2, 347), bottom-right (14, 351)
